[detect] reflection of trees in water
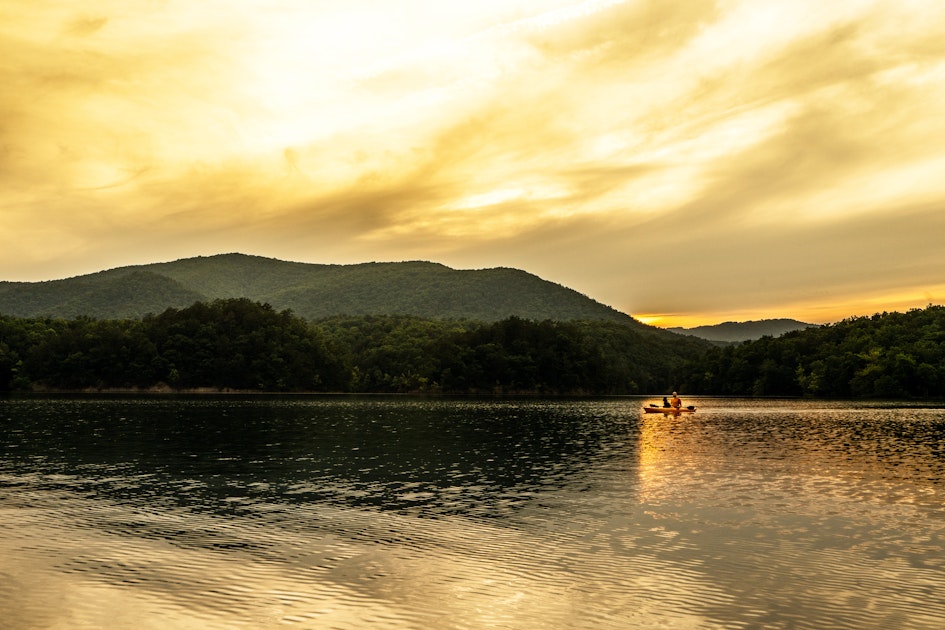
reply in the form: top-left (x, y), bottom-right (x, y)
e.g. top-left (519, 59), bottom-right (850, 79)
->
top-left (0, 397), bottom-right (644, 518)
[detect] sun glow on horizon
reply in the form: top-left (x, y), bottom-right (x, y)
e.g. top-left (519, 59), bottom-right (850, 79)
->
top-left (636, 286), bottom-right (945, 330)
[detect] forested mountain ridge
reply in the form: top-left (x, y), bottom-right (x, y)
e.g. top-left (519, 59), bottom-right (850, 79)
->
top-left (0, 253), bottom-right (638, 324)
top-left (667, 318), bottom-right (816, 343)
top-left (0, 271), bottom-right (206, 320)
top-left (3, 293), bottom-right (943, 397)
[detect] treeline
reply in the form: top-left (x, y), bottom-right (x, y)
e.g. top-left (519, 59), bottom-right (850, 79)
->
top-left (679, 305), bottom-right (945, 398)
top-left (0, 298), bottom-right (704, 394)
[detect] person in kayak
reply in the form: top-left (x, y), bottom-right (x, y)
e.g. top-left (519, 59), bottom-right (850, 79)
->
top-left (670, 392), bottom-right (682, 409)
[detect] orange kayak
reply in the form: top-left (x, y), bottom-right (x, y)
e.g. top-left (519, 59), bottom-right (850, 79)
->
top-left (643, 405), bottom-right (696, 414)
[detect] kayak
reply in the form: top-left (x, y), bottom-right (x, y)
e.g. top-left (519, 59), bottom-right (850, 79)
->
top-left (643, 405), bottom-right (696, 414)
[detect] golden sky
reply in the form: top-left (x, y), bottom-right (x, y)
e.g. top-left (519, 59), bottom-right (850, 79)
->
top-left (3, 0), bottom-right (945, 327)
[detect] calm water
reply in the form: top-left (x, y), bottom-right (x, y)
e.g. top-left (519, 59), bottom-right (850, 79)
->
top-left (1, 396), bottom-right (944, 629)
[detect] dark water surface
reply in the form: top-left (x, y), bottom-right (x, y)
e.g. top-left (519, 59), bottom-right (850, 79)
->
top-left (1, 396), bottom-right (943, 629)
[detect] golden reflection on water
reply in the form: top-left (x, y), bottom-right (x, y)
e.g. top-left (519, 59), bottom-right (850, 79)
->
top-left (0, 491), bottom-right (731, 630)
top-left (633, 399), bottom-right (945, 630)
top-left (639, 413), bottom-right (684, 505)
top-left (0, 500), bottom-right (407, 629)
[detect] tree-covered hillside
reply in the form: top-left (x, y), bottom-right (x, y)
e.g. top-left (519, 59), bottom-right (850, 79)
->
top-left (679, 305), bottom-right (945, 398)
top-left (0, 254), bottom-right (637, 324)
top-left (0, 271), bottom-right (206, 320)
top-left (0, 299), bottom-right (709, 394)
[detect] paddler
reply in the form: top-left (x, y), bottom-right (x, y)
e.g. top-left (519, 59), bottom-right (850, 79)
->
top-left (670, 392), bottom-right (682, 409)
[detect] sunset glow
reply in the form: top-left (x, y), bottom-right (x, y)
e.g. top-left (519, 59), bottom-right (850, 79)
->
top-left (3, 0), bottom-right (945, 326)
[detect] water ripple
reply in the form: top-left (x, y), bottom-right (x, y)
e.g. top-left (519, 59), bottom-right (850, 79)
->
top-left (1, 396), bottom-right (944, 628)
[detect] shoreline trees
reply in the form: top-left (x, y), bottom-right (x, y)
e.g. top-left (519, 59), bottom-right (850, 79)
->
top-left (678, 306), bottom-right (945, 398)
top-left (0, 299), bottom-right (702, 395)
top-left (4, 300), bottom-right (944, 398)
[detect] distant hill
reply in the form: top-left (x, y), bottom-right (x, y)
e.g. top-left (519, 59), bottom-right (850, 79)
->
top-left (0, 253), bottom-right (640, 325)
top-left (667, 318), bottom-right (817, 342)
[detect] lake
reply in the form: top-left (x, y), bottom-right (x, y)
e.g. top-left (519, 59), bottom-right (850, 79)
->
top-left (1, 396), bottom-right (943, 629)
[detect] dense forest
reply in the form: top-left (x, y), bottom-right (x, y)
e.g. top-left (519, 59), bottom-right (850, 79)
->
top-left (678, 305), bottom-right (945, 398)
top-left (0, 298), bottom-right (707, 395)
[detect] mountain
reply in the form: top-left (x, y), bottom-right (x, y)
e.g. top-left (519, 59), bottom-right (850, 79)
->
top-left (667, 318), bottom-right (817, 343)
top-left (0, 270), bottom-right (206, 320)
top-left (0, 253), bottom-right (639, 324)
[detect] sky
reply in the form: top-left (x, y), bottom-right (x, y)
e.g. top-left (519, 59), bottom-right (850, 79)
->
top-left (3, 0), bottom-right (945, 327)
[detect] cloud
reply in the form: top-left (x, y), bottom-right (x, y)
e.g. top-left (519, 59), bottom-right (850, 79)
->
top-left (2, 0), bottom-right (945, 325)
top-left (63, 15), bottom-right (109, 38)
top-left (523, 0), bottom-right (721, 66)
